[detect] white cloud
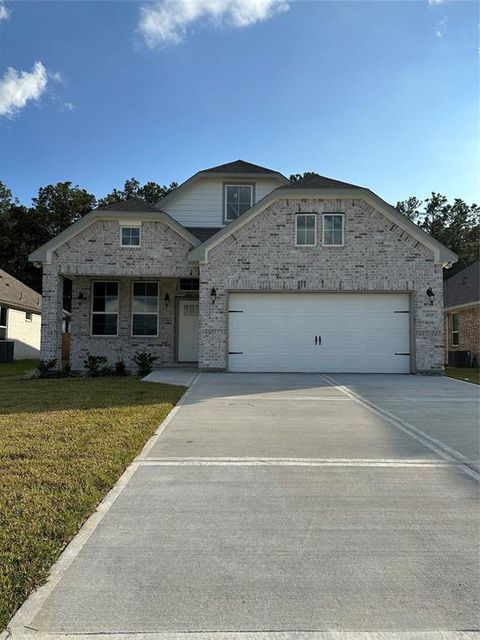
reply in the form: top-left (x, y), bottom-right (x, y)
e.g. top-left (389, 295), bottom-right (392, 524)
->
top-left (435, 16), bottom-right (447, 37)
top-left (0, 61), bottom-right (48, 117)
top-left (62, 101), bottom-right (76, 112)
top-left (0, 2), bottom-right (11, 21)
top-left (138, 0), bottom-right (289, 48)
top-left (428, 0), bottom-right (443, 5)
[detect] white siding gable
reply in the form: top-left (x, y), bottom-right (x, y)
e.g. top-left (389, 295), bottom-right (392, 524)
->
top-left (162, 177), bottom-right (282, 228)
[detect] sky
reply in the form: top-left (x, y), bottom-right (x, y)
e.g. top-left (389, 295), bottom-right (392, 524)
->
top-left (0, 0), bottom-right (478, 208)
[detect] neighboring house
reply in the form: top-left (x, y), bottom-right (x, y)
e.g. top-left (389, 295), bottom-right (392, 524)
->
top-left (0, 269), bottom-right (42, 359)
top-left (444, 261), bottom-right (480, 367)
top-left (30, 160), bottom-right (457, 374)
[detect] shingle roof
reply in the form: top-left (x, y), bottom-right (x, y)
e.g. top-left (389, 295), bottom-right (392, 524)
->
top-left (185, 227), bottom-right (223, 242)
top-left (96, 198), bottom-right (159, 213)
top-left (444, 261), bottom-right (480, 308)
top-left (202, 160), bottom-right (281, 175)
top-left (0, 269), bottom-right (42, 313)
top-left (283, 173), bottom-right (363, 190)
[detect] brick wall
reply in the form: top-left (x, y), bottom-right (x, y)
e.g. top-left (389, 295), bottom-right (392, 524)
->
top-left (198, 197), bottom-right (445, 372)
top-left (445, 306), bottom-right (480, 365)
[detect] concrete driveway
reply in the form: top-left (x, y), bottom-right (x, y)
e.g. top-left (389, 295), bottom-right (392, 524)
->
top-left (7, 373), bottom-right (480, 638)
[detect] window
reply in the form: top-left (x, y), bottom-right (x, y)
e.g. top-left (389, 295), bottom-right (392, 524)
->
top-left (91, 282), bottom-right (118, 336)
top-left (295, 214), bottom-right (317, 246)
top-left (0, 306), bottom-right (6, 340)
top-left (132, 282), bottom-right (158, 336)
top-left (121, 226), bottom-right (141, 247)
top-left (451, 314), bottom-right (459, 347)
top-left (224, 184), bottom-right (253, 221)
top-left (25, 312), bottom-right (32, 322)
top-left (323, 214), bottom-right (344, 246)
top-left (178, 278), bottom-right (199, 292)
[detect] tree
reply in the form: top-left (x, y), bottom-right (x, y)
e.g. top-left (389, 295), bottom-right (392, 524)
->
top-left (33, 182), bottom-right (96, 237)
top-left (97, 178), bottom-right (178, 208)
top-left (289, 172), bottom-right (319, 183)
top-left (396, 193), bottom-right (479, 277)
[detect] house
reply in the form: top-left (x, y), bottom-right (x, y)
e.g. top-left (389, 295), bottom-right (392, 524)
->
top-left (0, 269), bottom-right (42, 359)
top-left (29, 160), bottom-right (457, 374)
top-left (444, 261), bottom-right (480, 367)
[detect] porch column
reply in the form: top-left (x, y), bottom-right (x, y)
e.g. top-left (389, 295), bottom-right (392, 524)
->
top-left (40, 265), bottom-right (63, 365)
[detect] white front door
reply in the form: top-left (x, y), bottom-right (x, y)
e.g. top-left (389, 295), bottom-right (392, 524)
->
top-left (228, 292), bottom-right (411, 373)
top-left (178, 300), bottom-right (199, 362)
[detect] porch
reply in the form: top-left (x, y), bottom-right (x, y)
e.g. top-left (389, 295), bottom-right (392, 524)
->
top-left (47, 275), bottom-right (200, 370)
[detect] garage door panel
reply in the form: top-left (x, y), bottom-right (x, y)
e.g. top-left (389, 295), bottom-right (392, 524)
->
top-left (228, 293), bottom-right (411, 373)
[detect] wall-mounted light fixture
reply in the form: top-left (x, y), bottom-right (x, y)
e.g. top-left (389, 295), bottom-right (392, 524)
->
top-left (210, 287), bottom-right (217, 304)
top-left (164, 293), bottom-right (170, 307)
top-left (77, 292), bottom-right (86, 303)
top-left (426, 287), bottom-right (435, 305)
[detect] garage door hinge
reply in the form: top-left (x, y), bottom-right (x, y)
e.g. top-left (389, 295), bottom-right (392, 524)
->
top-left (394, 310), bottom-right (410, 313)
top-left (228, 351), bottom-right (243, 355)
top-left (228, 310), bottom-right (244, 313)
top-left (395, 353), bottom-right (410, 356)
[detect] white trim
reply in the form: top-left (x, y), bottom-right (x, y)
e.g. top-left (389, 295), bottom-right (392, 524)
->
top-left (224, 183), bottom-right (254, 223)
top-left (294, 213), bottom-right (317, 247)
top-left (90, 280), bottom-right (119, 337)
top-left (444, 300), bottom-right (480, 312)
top-left (322, 212), bottom-right (345, 247)
top-left (131, 281), bottom-right (159, 338)
top-left (120, 225), bottom-right (142, 248)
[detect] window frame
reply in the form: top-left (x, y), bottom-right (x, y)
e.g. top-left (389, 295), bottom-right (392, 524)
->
top-left (322, 213), bottom-right (345, 247)
top-left (451, 313), bottom-right (459, 347)
top-left (91, 280), bottom-right (119, 337)
top-left (295, 213), bottom-right (317, 247)
top-left (131, 281), bottom-right (159, 338)
top-left (120, 225), bottom-right (141, 248)
top-left (223, 183), bottom-right (254, 223)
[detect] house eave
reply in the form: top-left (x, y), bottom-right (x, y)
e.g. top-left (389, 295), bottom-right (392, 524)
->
top-left (29, 209), bottom-right (201, 265)
top-left (444, 300), bottom-right (480, 313)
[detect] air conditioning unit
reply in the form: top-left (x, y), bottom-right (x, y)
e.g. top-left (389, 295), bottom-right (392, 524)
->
top-left (0, 340), bottom-right (14, 363)
top-left (447, 350), bottom-right (471, 367)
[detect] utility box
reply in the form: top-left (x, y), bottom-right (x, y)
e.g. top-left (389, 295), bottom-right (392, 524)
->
top-left (447, 350), bottom-right (471, 367)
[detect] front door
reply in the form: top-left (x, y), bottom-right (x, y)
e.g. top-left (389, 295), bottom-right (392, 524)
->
top-left (177, 300), bottom-right (199, 362)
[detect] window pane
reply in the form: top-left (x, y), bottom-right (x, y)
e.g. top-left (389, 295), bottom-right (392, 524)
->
top-left (238, 186), bottom-right (252, 204)
top-left (227, 186), bottom-right (238, 202)
top-left (92, 314), bottom-right (117, 335)
top-left (296, 215), bottom-right (306, 230)
top-left (106, 282), bottom-right (118, 296)
top-left (306, 229), bottom-right (316, 245)
top-left (146, 283), bottom-right (157, 296)
top-left (93, 296), bottom-right (105, 312)
top-left (452, 315), bottom-right (458, 331)
top-left (306, 215), bottom-right (316, 230)
top-left (324, 228), bottom-right (333, 245)
top-left (333, 229), bottom-right (343, 245)
top-left (122, 227), bottom-right (140, 246)
top-left (226, 202), bottom-right (239, 219)
top-left (133, 314), bottom-right (157, 336)
top-left (104, 296), bottom-right (118, 312)
top-left (0, 307), bottom-right (6, 326)
top-left (333, 215), bottom-right (343, 230)
top-left (93, 282), bottom-right (106, 297)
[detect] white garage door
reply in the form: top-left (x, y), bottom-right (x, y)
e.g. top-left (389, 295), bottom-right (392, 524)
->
top-left (228, 292), bottom-right (411, 373)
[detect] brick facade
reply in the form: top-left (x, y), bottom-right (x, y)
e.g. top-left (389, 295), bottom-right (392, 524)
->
top-left (198, 198), bottom-right (445, 373)
top-left (445, 306), bottom-right (480, 365)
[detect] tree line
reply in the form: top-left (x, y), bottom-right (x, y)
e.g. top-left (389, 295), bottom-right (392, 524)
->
top-left (0, 174), bottom-right (478, 295)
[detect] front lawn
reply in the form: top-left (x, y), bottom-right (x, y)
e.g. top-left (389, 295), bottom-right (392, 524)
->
top-left (446, 367), bottom-right (480, 385)
top-left (0, 359), bottom-right (39, 378)
top-left (0, 373), bottom-right (185, 630)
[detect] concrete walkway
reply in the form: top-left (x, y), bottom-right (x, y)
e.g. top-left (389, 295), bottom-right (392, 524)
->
top-left (5, 373), bottom-right (480, 639)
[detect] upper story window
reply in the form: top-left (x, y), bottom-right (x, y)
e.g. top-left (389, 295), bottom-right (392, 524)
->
top-left (323, 214), bottom-right (344, 246)
top-left (224, 184), bottom-right (253, 222)
top-left (121, 226), bottom-right (141, 247)
top-left (91, 281), bottom-right (118, 336)
top-left (295, 214), bottom-right (317, 246)
top-left (132, 282), bottom-right (158, 336)
top-left (451, 313), bottom-right (459, 347)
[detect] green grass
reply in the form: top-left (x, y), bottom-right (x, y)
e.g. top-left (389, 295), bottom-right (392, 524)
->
top-left (446, 367), bottom-right (480, 385)
top-left (0, 359), bottom-right (39, 378)
top-left (0, 373), bottom-right (185, 630)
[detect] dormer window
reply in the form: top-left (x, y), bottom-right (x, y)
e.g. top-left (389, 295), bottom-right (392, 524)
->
top-left (121, 226), bottom-right (141, 247)
top-left (224, 184), bottom-right (253, 222)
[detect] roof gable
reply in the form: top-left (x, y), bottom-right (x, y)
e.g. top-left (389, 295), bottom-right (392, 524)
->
top-left (202, 160), bottom-right (283, 175)
top-left (285, 174), bottom-right (363, 189)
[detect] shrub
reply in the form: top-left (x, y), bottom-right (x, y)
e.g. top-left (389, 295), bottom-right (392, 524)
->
top-left (115, 359), bottom-right (130, 376)
top-left (37, 359), bottom-right (57, 378)
top-left (83, 354), bottom-right (107, 377)
top-left (133, 351), bottom-right (158, 378)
